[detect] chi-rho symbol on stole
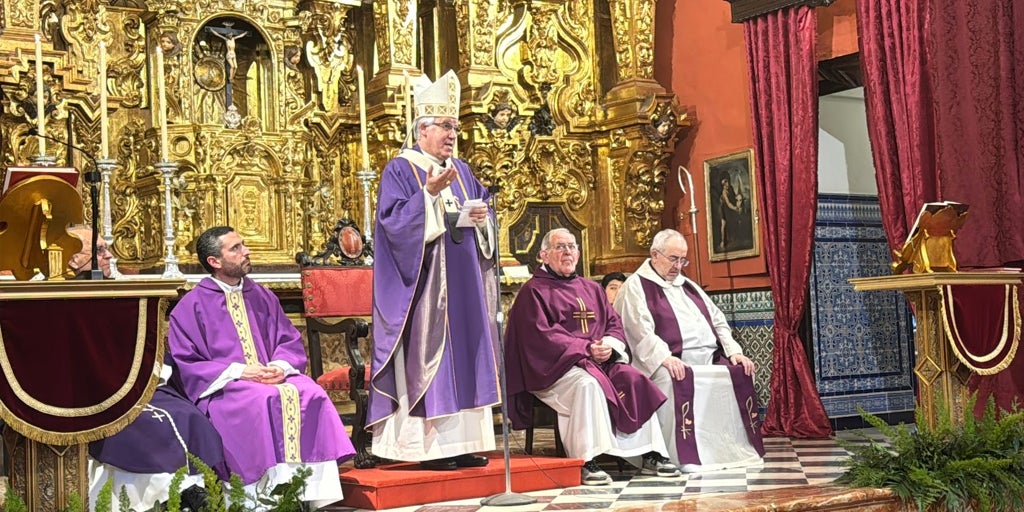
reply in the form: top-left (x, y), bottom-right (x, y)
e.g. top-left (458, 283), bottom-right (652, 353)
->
top-left (573, 297), bottom-right (596, 334)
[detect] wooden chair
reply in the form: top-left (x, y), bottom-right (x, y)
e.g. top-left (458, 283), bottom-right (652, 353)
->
top-left (525, 397), bottom-right (565, 457)
top-left (300, 266), bottom-right (378, 468)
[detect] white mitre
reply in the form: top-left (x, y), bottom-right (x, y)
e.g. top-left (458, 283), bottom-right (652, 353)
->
top-left (413, 69), bottom-right (460, 119)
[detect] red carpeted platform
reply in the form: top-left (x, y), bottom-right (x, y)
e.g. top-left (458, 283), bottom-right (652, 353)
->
top-left (338, 452), bottom-right (583, 510)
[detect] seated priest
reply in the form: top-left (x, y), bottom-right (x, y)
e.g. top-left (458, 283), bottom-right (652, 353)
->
top-left (612, 228), bottom-right (764, 472)
top-left (504, 228), bottom-right (680, 486)
top-left (168, 226), bottom-right (356, 509)
top-left (64, 227), bottom-right (227, 512)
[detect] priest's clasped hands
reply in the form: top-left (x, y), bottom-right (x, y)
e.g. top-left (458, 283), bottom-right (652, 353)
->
top-left (587, 339), bottom-right (614, 363)
top-left (241, 364), bottom-right (286, 384)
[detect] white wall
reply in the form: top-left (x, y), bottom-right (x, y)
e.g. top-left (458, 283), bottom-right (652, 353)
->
top-left (818, 88), bottom-right (878, 195)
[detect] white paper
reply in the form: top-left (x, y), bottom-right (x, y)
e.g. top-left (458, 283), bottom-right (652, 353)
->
top-left (456, 199), bottom-right (487, 227)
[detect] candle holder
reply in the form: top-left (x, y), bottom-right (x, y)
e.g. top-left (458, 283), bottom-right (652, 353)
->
top-left (156, 160), bottom-right (184, 279)
top-left (355, 167), bottom-right (376, 265)
top-left (96, 158), bottom-right (124, 279)
top-left (30, 154), bottom-right (57, 167)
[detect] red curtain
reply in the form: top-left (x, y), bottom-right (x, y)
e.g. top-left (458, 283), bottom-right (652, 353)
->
top-left (929, 0), bottom-right (1024, 413)
top-left (744, 6), bottom-right (832, 438)
top-left (931, 0), bottom-right (1024, 268)
top-left (856, 0), bottom-right (940, 253)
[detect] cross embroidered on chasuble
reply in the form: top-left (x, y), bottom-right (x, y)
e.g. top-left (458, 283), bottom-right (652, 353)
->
top-left (573, 297), bottom-right (596, 334)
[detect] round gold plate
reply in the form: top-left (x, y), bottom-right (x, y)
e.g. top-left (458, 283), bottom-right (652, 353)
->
top-left (194, 56), bottom-right (226, 91)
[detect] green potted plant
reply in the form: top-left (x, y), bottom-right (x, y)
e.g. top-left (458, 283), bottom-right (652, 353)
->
top-left (836, 396), bottom-right (1024, 512)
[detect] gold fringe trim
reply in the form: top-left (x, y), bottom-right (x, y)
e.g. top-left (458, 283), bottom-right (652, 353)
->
top-left (0, 297), bottom-right (166, 445)
top-left (940, 284), bottom-right (1020, 375)
top-left (0, 299), bottom-right (149, 416)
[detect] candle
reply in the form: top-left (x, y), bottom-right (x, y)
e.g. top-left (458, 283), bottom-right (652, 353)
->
top-left (99, 41), bottom-right (109, 159)
top-left (403, 69), bottom-right (412, 146)
top-left (356, 65), bottom-right (369, 170)
top-left (155, 46), bottom-right (168, 162)
top-left (34, 34), bottom-right (46, 156)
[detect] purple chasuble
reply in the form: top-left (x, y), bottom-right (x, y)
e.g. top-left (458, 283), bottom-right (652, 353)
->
top-left (168, 278), bottom-right (355, 484)
top-left (505, 267), bottom-right (666, 434)
top-left (639, 277), bottom-right (765, 464)
top-left (369, 148), bottom-right (501, 428)
top-left (89, 357), bottom-right (228, 479)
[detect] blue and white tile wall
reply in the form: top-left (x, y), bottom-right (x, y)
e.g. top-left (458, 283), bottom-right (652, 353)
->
top-left (710, 289), bottom-right (775, 410)
top-left (810, 194), bottom-right (916, 418)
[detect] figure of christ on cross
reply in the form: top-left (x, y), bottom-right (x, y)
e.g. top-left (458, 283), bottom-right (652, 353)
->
top-left (207, 26), bottom-right (249, 80)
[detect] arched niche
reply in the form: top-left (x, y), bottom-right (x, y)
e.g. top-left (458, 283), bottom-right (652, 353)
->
top-left (192, 17), bottom-right (277, 130)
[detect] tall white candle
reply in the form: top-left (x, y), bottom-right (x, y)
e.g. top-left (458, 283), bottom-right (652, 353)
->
top-left (155, 47), bottom-right (168, 162)
top-left (356, 65), bottom-right (369, 170)
top-left (34, 34), bottom-right (46, 156)
top-left (403, 69), bottom-right (412, 146)
top-left (99, 41), bottom-right (109, 159)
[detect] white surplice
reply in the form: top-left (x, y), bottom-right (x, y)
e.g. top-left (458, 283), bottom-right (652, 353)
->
top-left (613, 260), bottom-right (762, 472)
top-left (533, 336), bottom-right (669, 463)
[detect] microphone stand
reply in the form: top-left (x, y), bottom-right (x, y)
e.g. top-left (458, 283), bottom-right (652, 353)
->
top-left (481, 183), bottom-right (537, 507)
top-left (29, 127), bottom-right (104, 280)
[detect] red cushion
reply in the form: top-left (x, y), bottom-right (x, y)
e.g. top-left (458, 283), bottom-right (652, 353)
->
top-left (317, 365), bottom-right (372, 391)
top-left (301, 267), bottom-right (373, 317)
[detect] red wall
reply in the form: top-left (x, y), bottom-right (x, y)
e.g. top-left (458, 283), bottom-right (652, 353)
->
top-left (660, 0), bottom-right (768, 291)
top-left (657, 0), bottom-right (860, 292)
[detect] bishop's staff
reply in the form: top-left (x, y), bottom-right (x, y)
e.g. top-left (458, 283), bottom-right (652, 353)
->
top-left (677, 166), bottom-right (702, 283)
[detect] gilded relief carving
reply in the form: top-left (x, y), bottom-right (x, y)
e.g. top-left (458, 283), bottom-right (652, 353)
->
top-left (0, 0), bottom-right (682, 275)
top-left (523, 2), bottom-right (562, 86)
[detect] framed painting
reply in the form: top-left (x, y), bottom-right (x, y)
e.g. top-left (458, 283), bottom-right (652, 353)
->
top-left (704, 149), bottom-right (759, 261)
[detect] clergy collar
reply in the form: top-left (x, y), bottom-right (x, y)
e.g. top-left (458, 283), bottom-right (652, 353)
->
top-left (541, 264), bottom-right (577, 281)
top-left (639, 258), bottom-right (687, 288)
top-left (210, 275), bottom-right (245, 293)
top-left (417, 145), bottom-right (448, 168)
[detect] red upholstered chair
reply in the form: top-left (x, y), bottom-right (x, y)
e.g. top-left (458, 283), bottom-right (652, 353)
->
top-left (300, 265), bottom-right (378, 468)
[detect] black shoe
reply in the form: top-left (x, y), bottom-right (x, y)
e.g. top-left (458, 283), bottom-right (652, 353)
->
top-left (453, 453), bottom-right (489, 467)
top-left (420, 457), bottom-right (458, 470)
top-left (179, 484), bottom-right (208, 512)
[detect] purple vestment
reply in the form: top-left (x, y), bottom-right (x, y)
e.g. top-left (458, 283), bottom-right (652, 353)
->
top-left (638, 277), bottom-right (765, 464)
top-left (505, 267), bottom-right (666, 434)
top-left (369, 148), bottom-right (500, 429)
top-left (89, 357), bottom-right (228, 479)
top-left (168, 278), bottom-right (355, 484)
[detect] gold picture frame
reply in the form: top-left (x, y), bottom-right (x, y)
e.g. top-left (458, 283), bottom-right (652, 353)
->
top-left (705, 149), bottom-right (759, 261)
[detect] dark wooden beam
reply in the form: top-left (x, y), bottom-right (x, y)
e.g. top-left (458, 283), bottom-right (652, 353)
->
top-left (723, 0), bottom-right (835, 23)
top-left (818, 52), bottom-right (863, 96)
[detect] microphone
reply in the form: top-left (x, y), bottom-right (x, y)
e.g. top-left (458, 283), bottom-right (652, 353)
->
top-left (26, 125), bottom-right (105, 281)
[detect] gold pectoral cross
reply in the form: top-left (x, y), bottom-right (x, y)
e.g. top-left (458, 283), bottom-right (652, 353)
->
top-left (573, 297), bottom-right (596, 334)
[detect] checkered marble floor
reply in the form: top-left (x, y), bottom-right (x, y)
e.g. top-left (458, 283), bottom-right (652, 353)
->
top-left (324, 429), bottom-right (890, 512)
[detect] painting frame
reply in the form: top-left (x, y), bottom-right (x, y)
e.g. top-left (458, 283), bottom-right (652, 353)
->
top-left (704, 149), bottom-right (759, 262)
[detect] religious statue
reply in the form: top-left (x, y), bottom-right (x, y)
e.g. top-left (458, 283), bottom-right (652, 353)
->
top-left (208, 28), bottom-right (249, 79)
top-left (158, 31), bottom-right (182, 57)
top-left (485, 103), bottom-right (520, 133)
top-left (306, 32), bottom-right (353, 110)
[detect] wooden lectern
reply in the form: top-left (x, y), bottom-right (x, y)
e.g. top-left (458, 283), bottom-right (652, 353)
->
top-left (0, 279), bottom-right (182, 511)
top-left (849, 272), bottom-right (1023, 429)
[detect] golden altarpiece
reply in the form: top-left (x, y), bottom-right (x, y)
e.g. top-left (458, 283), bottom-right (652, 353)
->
top-left (0, 1), bottom-right (685, 509)
top-left (0, 0), bottom-right (687, 277)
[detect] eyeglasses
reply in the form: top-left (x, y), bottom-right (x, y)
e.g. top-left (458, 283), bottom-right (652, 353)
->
top-left (655, 249), bottom-right (689, 267)
top-left (550, 243), bottom-right (579, 252)
top-left (430, 121), bottom-right (459, 133)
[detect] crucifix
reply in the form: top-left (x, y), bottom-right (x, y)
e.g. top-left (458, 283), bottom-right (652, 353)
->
top-left (572, 297), bottom-right (596, 334)
top-left (206, 25), bottom-right (249, 109)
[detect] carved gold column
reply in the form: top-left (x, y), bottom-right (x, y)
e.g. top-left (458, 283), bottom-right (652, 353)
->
top-left (593, 0), bottom-right (689, 273)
